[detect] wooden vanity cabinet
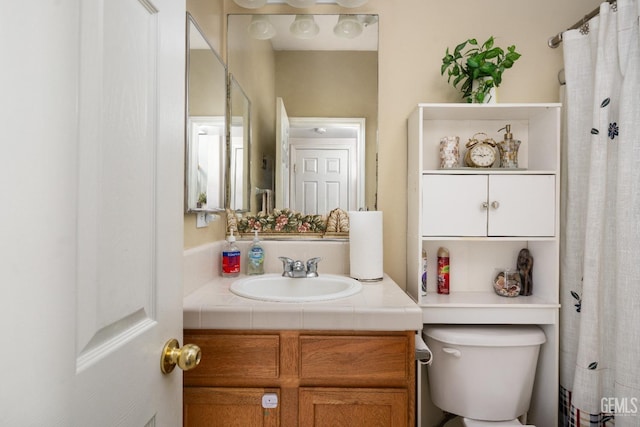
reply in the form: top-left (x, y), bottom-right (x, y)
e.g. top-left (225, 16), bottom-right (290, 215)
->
top-left (183, 329), bottom-right (415, 427)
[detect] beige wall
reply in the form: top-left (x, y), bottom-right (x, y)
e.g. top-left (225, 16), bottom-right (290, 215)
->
top-left (227, 15), bottom-right (277, 207)
top-left (188, 50), bottom-right (226, 116)
top-left (373, 0), bottom-right (600, 287)
top-left (187, 0), bottom-right (602, 288)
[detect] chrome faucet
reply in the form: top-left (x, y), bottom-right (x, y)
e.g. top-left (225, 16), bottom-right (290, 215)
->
top-left (278, 256), bottom-right (322, 278)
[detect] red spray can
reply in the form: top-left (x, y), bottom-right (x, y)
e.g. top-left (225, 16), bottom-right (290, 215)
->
top-left (437, 247), bottom-right (450, 294)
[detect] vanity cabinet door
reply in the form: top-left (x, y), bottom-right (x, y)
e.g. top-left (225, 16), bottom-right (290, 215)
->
top-left (299, 387), bottom-right (407, 427)
top-left (422, 174), bottom-right (487, 236)
top-left (184, 387), bottom-right (279, 427)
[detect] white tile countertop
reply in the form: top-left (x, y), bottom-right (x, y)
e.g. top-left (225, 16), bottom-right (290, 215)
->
top-left (183, 274), bottom-right (423, 331)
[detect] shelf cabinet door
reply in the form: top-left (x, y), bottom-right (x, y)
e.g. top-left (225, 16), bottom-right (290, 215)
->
top-left (422, 174), bottom-right (488, 236)
top-left (422, 174), bottom-right (555, 237)
top-left (488, 175), bottom-right (555, 237)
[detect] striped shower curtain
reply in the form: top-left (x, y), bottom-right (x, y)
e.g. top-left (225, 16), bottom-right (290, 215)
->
top-left (560, 1), bottom-right (640, 426)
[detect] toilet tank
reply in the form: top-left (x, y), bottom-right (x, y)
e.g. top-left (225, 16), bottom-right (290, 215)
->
top-left (424, 325), bottom-right (546, 421)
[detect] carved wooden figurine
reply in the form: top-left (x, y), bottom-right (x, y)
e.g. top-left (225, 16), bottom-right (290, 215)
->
top-left (517, 248), bottom-right (534, 296)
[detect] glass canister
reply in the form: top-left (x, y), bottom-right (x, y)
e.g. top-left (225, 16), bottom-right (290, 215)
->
top-left (439, 136), bottom-right (460, 168)
top-left (493, 268), bottom-right (521, 297)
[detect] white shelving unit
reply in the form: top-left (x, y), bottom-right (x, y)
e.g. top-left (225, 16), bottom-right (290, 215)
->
top-left (408, 103), bottom-right (561, 427)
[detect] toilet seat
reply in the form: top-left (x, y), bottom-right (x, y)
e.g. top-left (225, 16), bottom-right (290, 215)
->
top-left (462, 418), bottom-right (534, 427)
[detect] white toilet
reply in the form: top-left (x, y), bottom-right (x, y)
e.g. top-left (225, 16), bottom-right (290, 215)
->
top-left (423, 325), bottom-right (546, 427)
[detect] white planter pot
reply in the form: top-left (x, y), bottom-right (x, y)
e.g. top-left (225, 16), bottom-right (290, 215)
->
top-left (471, 78), bottom-right (497, 103)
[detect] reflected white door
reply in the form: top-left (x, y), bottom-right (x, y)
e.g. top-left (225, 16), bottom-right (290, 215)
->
top-left (290, 143), bottom-right (355, 215)
top-left (230, 133), bottom-right (245, 210)
top-left (275, 97), bottom-right (290, 209)
top-left (1, 0), bottom-right (185, 425)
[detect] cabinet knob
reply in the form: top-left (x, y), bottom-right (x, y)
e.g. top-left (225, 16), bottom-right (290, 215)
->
top-left (482, 202), bottom-right (489, 209)
top-left (491, 201), bottom-right (500, 209)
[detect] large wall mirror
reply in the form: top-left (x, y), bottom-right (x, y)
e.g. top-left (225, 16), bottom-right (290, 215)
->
top-left (185, 13), bottom-right (228, 213)
top-left (227, 13), bottom-right (378, 216)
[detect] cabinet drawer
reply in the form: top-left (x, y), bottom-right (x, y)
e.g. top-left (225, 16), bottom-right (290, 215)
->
top-left (184, 333), bottom-right (279, 385)
top-left (299, 335), bottom-right (409, 385)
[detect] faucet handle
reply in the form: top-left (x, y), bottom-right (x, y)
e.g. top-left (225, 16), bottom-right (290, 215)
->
top-left (278, 256), bottom-right (294, 274)
top-left (306, 257), bottom-right (322, 274)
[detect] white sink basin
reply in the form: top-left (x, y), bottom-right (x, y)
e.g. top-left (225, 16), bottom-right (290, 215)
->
top-left (230, 274), bottom-right (363, 302)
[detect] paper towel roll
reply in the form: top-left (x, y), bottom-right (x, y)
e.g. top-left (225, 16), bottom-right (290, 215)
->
top-left (348, 211), bottom-right (383, 281)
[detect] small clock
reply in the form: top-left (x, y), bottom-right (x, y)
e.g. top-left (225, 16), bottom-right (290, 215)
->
top-left (464, 133), bottom-right (497, 168)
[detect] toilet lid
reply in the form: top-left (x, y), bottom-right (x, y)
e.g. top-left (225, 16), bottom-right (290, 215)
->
top-left (462, 418), bottom-right (531, 426)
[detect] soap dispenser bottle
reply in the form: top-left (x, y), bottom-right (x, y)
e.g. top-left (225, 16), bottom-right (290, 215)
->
top-left (221, 229), bottom-right (241, 277)
top-left (497, 124), bottom-right (521, 169)
top-left (247, 230), bottom-right (265, 275)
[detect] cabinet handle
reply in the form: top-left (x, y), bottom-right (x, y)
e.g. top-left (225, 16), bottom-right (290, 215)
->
top-left (482, 202), bottom-right (489, 209)
top-left (442, 347), bottom-right (461, 358)
top-left (491, 201), bottom-right (500, 209)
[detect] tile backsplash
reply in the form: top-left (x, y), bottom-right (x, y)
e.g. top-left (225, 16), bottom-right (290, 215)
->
top-left (183, 240), bottom-right (350, 297)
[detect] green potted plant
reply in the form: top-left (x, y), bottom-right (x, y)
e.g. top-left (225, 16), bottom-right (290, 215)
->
top-left (197, 192), bottom-right (207, 208)
top-left (441, 36), bottom-right (521, 103)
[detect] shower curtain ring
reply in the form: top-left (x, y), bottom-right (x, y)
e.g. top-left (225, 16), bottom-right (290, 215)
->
top-left (579, 18), bottom-right (590, 35)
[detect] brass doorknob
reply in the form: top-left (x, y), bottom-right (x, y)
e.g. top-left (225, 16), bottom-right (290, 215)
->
top-left (160, 338), bottom-right (202, 374)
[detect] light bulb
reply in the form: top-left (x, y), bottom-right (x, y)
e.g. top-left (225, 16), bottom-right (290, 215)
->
top-left (333, 15), bottom-right (363, 39)
top-left (233, 0), bottom-right (267, 9)
top-left (286, 0), bottom-right (317, 7)
top-left (336, 0), bottom-right (368, 7)
top-left (290, 15), bottom-right (319, 39)
top-left (248, 15), bottom-right (276, 40)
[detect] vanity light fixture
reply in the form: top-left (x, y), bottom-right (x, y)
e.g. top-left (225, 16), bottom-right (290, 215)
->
top-left (290, 15), bottom-right (320, 39)
top-left (333, 14), bottom-right (363, 39)
top-left (233, 0), bottom-right (268, 8)
top-left (248, 15), bottom-right (276, 40)
top-left (286, 0), bottom-right (317, 7)
top-left (250, 0), bottom-right (368, 7)
top-left (336, 0), bottom-right (368, 7)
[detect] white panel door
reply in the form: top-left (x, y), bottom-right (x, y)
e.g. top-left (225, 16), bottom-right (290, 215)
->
top-left (422, 174), bottom-right (488, 236)
top-left (230, 135), bottom-right (245, 210)
top-left (73, 0), bottom-right (185, 424)
top-left (488, 174), bottom-right (556, 236)
top-left (292, 147), bottom-right (351, 215)
top-left (1, 0), bottom-right (185, 425)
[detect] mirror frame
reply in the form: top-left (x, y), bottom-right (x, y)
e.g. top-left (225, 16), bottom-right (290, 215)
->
top-left (184, 12), bottom-right (228, 214)
top-left (227, 73), bottom-right (252, 213)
